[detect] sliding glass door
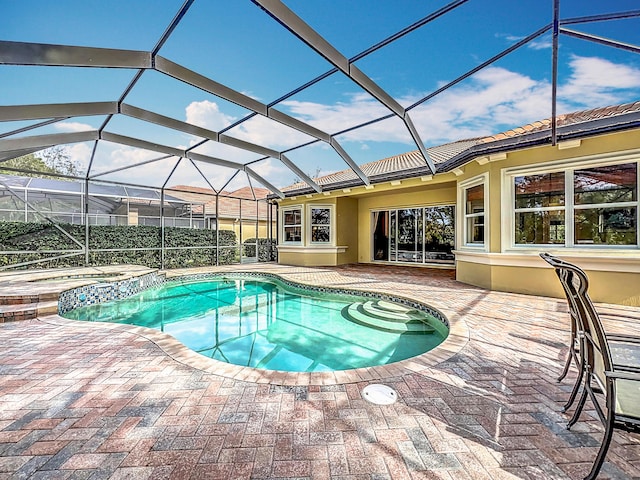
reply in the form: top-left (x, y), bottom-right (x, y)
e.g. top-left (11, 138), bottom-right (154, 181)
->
top-left (372, 205), bottom-right (455, 264)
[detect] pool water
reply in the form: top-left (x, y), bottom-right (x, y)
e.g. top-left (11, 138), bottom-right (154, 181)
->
top-left (63, 277), bottom-right (447, 372)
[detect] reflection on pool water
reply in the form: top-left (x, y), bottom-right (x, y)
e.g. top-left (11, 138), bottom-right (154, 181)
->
top-left (63, 277), bottom-right (448, 372)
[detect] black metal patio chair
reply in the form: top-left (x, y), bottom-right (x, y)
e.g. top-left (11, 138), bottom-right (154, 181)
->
top-left (540, 252), bottom-right (640, 480)
top-left (546, 252), bottom-right (585, 412)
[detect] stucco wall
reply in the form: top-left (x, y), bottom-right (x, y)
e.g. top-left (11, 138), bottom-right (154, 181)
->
top-left (336, 197), bottom-right (359, 264)
top-left (457, 260), bottom-right (640, 306)
top-left (276, 129), bottom-right (640, 304)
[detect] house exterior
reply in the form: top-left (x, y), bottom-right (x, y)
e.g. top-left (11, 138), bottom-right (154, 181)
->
top-left (167, 185), bottom-right (275, 241)
top-left (275, 102), bottom-right (640, 306)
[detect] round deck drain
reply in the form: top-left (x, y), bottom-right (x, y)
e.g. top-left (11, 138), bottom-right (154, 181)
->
top-left (362, 384), bottom-right (398, 405)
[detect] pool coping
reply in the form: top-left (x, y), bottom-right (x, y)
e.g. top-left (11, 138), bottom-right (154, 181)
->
top-left (44, 268), bottom-right (470, 386)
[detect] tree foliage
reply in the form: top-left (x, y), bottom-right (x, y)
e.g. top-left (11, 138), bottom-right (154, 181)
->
top-left (0, 147), bottom-right (79, 178)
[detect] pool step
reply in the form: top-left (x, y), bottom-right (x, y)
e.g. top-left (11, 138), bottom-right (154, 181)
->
top-left (344, 302), bottom-right (435, 333)
top-left (360, 300), bottom-right (420, 322)
top-left (0, 300), bottom-right (58, 323)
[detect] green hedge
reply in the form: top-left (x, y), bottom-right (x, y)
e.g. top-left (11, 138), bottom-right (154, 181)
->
top-left (242, 238), bottom-right (277, 262)
top-left (0, 221), bottom-right (237, 269)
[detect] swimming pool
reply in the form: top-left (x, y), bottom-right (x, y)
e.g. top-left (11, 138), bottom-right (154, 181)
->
top-left (63, 276), bottom-right (448, 372)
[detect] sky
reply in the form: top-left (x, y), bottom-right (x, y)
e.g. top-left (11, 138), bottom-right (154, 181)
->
top-left (1, 0), bottom-right (639, 193)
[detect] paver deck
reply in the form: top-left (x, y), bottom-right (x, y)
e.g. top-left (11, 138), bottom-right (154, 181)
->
top-left (0, 263), bottom-right (639, 479)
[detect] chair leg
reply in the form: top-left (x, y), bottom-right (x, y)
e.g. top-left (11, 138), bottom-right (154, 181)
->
top-left (584, 416), bottom-right (615, 480)
top-left (558, 347), bottom-right (573, 382)
top-left (561, 364), bottom-right (583, 413)
top-left (567, 387), bottom-right (588, 429)
top-left (561, 343), bottom-right (584, 412)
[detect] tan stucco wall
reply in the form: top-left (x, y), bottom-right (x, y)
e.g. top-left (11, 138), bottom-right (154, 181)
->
top-left (454, 129), bottom-right (640, 305)
top-left (217, 219), bottom-right (271, 240)
top-left (336, 197), bottom-right (359, 264)
top-left (453, 130), bottom-right (640, 254)
top-left (276, 129), bottom-right (640, 304)
top-left (278, 251), bottom-right (339, 266)
top-left (457, 260), bottom-right (640, 306)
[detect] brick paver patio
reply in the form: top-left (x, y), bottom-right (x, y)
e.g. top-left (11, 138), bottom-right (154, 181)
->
top-left (1, 263), bottom-right (639, 479)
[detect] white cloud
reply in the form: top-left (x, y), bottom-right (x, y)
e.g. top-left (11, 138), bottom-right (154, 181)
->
top-left (559, 55), bottom-right (640, 106)
top-left (77, 55), bottom-right (640, 190)
top-left (225, 115), bottom-right (314, 150)
top-left (266, 56), bottom-right (640, 148)
top-left (528, 36), bottom-right (552, 50)
top-left (185, 100), bottom-right (236, 130)
top-left (54, 121), bottom-right (94, 133)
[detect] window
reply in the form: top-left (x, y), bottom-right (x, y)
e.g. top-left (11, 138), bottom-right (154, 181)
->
top-left (310, 207), bottom-right (331, 243)
top-left (514, 172), bottom-right (565, 244)
top-left (574, 163), bottom-right (637, 246)
top-left (508, 160), bottom-right (638, 248)
top-left (282, 207), bottom-right (302, 243)
top-left (460, 176), bottom-right (487, 248)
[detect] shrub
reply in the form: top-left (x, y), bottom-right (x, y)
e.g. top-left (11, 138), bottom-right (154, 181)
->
top-left (0, 221), bottom-right (238, 269)
top-left (242, 238), bottom-right (277, 262)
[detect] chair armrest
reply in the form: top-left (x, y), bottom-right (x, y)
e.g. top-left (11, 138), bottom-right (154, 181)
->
top-left (605, 370), bottom-right (640, 381)
top-left (607, 333), bottom-right (640, 344)
top-left (614, 365), bottom-right (640, 374)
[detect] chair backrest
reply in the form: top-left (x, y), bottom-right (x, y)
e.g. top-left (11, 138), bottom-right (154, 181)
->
top-left (540, 253), bottom-right (613, 389)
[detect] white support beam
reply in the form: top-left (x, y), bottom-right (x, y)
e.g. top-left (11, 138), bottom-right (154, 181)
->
top-left (0, 148), bottom-right (44, 163)
top-left (219, 134), bottom-right (279, 158)
top-left (0, 102), bottom-right (118, 122)
top-left (253, 0), bottom-right (435, 174)
top-left (121, 104), bottom-right (220, 141)
top-left (245, 166), bottom-right (284, 198)
top-left (155, 56), bottom-right (268, 115)
top-left (0, 130), bottom-right (99, 152)
top-left (280, 154), bottom-right (322, 192)
top-left (186, 152), bottom-right (247, 171)
top-left (0, 41), bottom-right (152, 68)
top-left (100, 131), bottom-right (185, 158)
top-left (403, 114), bottom-right (436, 173)
top-left (330, 138), bottom-right (370, 185)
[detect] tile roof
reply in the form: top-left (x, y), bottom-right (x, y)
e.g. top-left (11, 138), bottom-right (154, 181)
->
top-left (167, 185), bottom-right (272, 220)
top-left (282, 139), bottom-right (480, 192)
top-left (282, 101), bottom-right (640, 195)
top-left (479, 101), bottom-right (640, 143)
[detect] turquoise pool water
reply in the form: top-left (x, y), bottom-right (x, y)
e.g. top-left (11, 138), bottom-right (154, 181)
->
top-left (63, 277), bottom-right (447, 372)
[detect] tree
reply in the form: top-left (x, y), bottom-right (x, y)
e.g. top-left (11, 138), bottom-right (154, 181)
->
top-left (0, 153), bottom-right (58, 176)
top-left (0, 147), bottom-right (79, 178)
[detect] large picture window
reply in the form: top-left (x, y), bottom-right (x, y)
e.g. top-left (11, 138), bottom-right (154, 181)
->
top-left (509, 160), bottom-right (638, 248)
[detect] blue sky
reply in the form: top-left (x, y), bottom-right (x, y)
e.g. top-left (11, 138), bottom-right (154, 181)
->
top-left (1, 0), bottom-right (639, 192)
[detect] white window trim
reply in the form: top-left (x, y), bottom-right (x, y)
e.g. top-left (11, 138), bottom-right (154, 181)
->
top-left (306, 204), bottom-right (335, 246)
top-left (280, 205), bottom-right (303, 245)
top-left (501, 152), bottom-right (640, 252)
top-left (458, 173), bottom-right (489, 252)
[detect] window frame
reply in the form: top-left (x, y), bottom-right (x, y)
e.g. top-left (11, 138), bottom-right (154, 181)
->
top-left (307, 204), bottom-right (335, 246)
top-left (280, 205), bottom-right (303, 244)
top-left (503, 154), bottom-right (640, 251)
top-left (458, 174), bottom-right (489, 251)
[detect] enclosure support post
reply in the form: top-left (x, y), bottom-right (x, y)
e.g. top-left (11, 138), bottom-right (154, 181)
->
top-left (239, 200), bottom-right (242, 264)
top-left (84, 178), bottom-right (90, 266)
top-left (161, 188), bottom-right (165, 270)
top-left (215, 194), bottom-right (219, 266)
top-left (274, 201), bottom-right (279, 263)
